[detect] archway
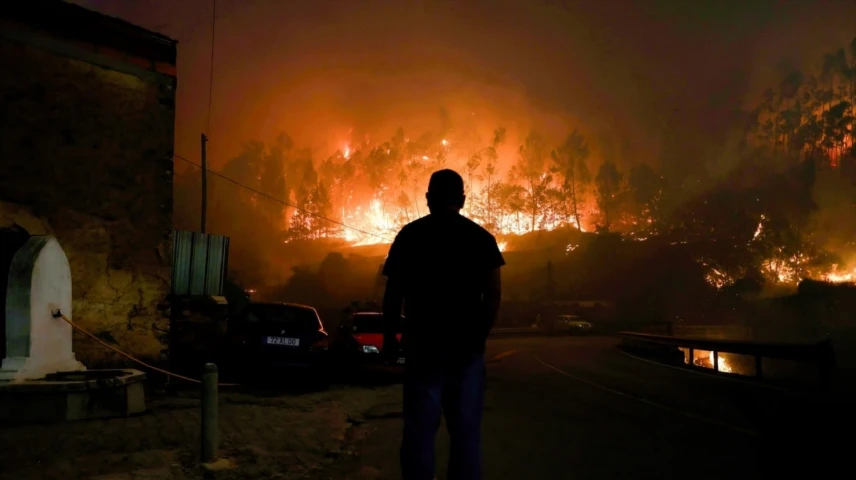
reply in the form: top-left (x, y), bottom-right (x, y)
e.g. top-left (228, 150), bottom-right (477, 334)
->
top-left (0, 225), bottom-right (30, 361)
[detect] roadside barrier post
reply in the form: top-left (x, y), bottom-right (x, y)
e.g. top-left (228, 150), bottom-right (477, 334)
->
top-left (201, 363), bottom-right (219, 462)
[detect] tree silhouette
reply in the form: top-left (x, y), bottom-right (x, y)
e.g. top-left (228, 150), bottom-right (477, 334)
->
top-left (511, 130), bottom-right (552, 231)
top-left (628, 164), bottom-right (663, 226)
top-left (483, 127), bottom-right (506, 230)
top-left (748, 37), bottom-right (855, 169)
top-left (551, 129), bottom-right (590, 230)
top-left (595, 161), bottom-right (622, 232)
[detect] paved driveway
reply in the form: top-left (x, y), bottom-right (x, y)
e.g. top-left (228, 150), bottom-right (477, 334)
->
top-left (327, 335), bottom-right (852, 479)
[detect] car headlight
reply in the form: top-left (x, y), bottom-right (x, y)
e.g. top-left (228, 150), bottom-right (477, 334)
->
top-left (362, 345), bottom-right (380, 354)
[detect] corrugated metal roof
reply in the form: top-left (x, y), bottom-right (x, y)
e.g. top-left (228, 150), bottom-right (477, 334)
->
top-left (171, 230), bottom-right (230, 296)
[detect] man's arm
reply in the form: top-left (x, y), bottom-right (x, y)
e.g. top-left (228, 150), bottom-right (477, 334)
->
top-left (484, 267), bottom-right (502, 333)
top-left (482, 233), bottom-right (506, 335)
top-left (381, 234), bottom-right (404, 347)
top-left (382, 277), bottom-right (404, 341)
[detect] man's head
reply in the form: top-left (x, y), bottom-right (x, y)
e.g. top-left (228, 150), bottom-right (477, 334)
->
top-left (426, 169), bottom-right (466, 212)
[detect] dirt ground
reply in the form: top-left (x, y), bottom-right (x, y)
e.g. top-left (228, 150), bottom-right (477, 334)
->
top-left (0, 380), bottom-right (403, 480)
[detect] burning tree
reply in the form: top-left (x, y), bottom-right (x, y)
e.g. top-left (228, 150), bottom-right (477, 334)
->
top-left (511, 130), bottom-right (553, 232)
top-left (171, 38), bottom-right (856, 292)
top-left (747, 37), bottom-right (856, 169)
top-left (551, 130), bottom-right (591, 230)
top-left (594, 161), bottom-right (622, 232)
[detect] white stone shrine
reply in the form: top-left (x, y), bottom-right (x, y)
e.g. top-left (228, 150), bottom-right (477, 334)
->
top-left (0, 236), bottom-right (85, 381)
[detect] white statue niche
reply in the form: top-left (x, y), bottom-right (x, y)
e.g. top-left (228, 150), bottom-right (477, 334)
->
top-left (0, 236), bottom-right (85, 381)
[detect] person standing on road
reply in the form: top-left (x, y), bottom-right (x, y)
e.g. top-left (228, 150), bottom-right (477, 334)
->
top-left (381, 169), bottom-right (505, 480)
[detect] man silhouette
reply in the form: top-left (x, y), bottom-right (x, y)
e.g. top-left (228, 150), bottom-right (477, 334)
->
top-left (382, 169), bottom-right (505, 480)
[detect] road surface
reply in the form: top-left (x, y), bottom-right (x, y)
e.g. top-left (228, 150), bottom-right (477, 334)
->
top-left (329, 335), bottom-right (850, 480)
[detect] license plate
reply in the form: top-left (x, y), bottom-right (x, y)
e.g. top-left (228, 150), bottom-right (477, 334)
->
top-left (265, 336), bottom-right (300, 346)
top-left (396, 357), bottom-right (405, 365)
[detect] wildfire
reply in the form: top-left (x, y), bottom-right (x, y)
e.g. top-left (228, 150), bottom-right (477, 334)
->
top-left (343, 197), bottom-right (397, 246)
top-left (822, 265), bottom-right (856, 283)
top-left (707, 351), bottom-right (733, 373)
top-left (683, 348), bottom-right (734, 374)
top-left (751, 214), bottom-right (765, 242)
top-left (700, 255), bottom-right (856, 290)
top-left (704, 268), bottom-right (732, 290)
top-left (694, 211), bottom-right (856, 289)
top-left (762, 255), bottom-right (803, 284)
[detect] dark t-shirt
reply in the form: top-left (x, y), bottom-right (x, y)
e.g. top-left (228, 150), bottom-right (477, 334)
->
top-left (382, 211), bottom-right (505, 354)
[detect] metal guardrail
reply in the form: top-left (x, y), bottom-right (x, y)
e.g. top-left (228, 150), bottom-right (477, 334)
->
top-left (672, 325), bottom-right (753, 340)
top-left (490, 326), bottom-right (544, 336)
top-left (617, 331), bottom-right (837, 387)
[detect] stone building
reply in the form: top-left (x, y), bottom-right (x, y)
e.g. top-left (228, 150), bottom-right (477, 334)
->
top-left (0, 1), bottom-right (177, 366)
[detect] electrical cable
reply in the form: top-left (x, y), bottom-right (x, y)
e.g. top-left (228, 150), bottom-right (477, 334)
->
top-left (173, 153), bottom-right (393, 242)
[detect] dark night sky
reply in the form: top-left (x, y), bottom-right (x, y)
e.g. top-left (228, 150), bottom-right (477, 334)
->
top-left (74, 0), bottom-right (856, 179)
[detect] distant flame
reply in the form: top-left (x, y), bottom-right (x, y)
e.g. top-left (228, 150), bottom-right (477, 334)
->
top-left (823, 265), bottom-right (856, 283)
top-left (683, 348), bottom-right (734, 374)
top-left (751, 214), bottom-right (765, 241)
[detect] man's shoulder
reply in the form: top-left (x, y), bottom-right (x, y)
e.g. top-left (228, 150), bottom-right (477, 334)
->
top-left (391, 218), bottom-right (425, 246)
top-left (460, 216), bottom-right (497, 242)
top-left (397, 217), bottom-right (426, 236)
top-left (398, 214), bottom-right (495, 243)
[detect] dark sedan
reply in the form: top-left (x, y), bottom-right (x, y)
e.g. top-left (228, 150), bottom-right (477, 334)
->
top-left (226, 302), bottom-right (331, 378)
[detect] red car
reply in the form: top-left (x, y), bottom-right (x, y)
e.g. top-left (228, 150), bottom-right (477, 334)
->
top-left (333, 312), bottom-right (405, 367)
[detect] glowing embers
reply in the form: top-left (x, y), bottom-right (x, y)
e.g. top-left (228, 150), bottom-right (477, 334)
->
top-left (680, 348), bottom-right (736, 374)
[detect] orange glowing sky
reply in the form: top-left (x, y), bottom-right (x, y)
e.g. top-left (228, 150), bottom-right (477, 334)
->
top-left (76, 0), bottom-right (856, 178)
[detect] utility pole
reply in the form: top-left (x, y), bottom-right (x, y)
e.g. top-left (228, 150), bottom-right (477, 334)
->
top-left (201, 133), bottom-right (208, 233)
top-left (546, 260), bottom-right (554, 302)
top-left (201, 0), bottom-right (216, 235)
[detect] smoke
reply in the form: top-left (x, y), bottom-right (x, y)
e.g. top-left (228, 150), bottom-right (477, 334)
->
top-left (72, 0), bottom-right (855, 177)
top-left (75, 0), bottom-right (856, 297)
top-left (809, 169), bottom-right (856, 267)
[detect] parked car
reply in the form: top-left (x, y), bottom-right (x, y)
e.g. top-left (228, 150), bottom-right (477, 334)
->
top-left (332, 312), bottom-right (405, 368)
top-left (554, 314), bottom-right (593, 335)
top-left (225, 302), bottom-right (331, 378)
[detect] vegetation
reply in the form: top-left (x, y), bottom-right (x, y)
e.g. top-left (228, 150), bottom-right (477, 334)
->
top-left (174, 37), bottom-right (856, 301)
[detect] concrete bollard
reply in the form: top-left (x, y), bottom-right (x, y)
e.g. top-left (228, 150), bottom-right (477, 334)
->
top-left (200, 363), bottom-right (219, 463)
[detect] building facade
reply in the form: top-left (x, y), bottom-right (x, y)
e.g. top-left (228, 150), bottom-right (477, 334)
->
top-left (0, 1), bottom-right (177, 365)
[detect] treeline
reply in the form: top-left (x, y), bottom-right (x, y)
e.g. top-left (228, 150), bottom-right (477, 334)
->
top-left (748, 37), bottom-right (856, 167)
top-left (174, 127), bottom-right (672, 240)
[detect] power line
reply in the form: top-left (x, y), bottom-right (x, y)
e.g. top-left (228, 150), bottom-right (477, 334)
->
top-left (206, 0), bottom-right (217, 134)
top-left (173, 153), bottom-right (393, 242)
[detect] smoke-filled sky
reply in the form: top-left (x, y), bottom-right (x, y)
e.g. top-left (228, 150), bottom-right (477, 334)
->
top-left (75, 0), bottom-right (855, 178)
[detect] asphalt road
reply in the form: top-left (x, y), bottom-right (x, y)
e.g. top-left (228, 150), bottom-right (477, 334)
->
top-left (330, 335), bottom-right (850, 480)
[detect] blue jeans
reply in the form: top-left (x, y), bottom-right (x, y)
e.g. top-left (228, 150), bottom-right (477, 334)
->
top-left (400, 353), bottom-right (486, 480)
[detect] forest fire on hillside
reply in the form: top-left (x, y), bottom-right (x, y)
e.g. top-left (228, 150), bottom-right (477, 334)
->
top-left (330, 128), bottom-right (595, 246)
top-left (175, 37), bottom-right (856, 292)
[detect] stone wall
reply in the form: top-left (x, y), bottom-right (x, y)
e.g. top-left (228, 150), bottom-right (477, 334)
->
top-left (0, 30), bottom-right (175, 366)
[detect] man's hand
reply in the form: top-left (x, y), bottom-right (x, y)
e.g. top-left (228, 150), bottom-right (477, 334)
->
top-left (483, 267), bottom-right (502, 334)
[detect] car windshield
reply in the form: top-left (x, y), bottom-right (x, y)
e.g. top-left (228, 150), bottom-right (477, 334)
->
top-left (353, 314), bottom-right (403, 333)
top-left (245, 304), bottom-right (320, 330)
